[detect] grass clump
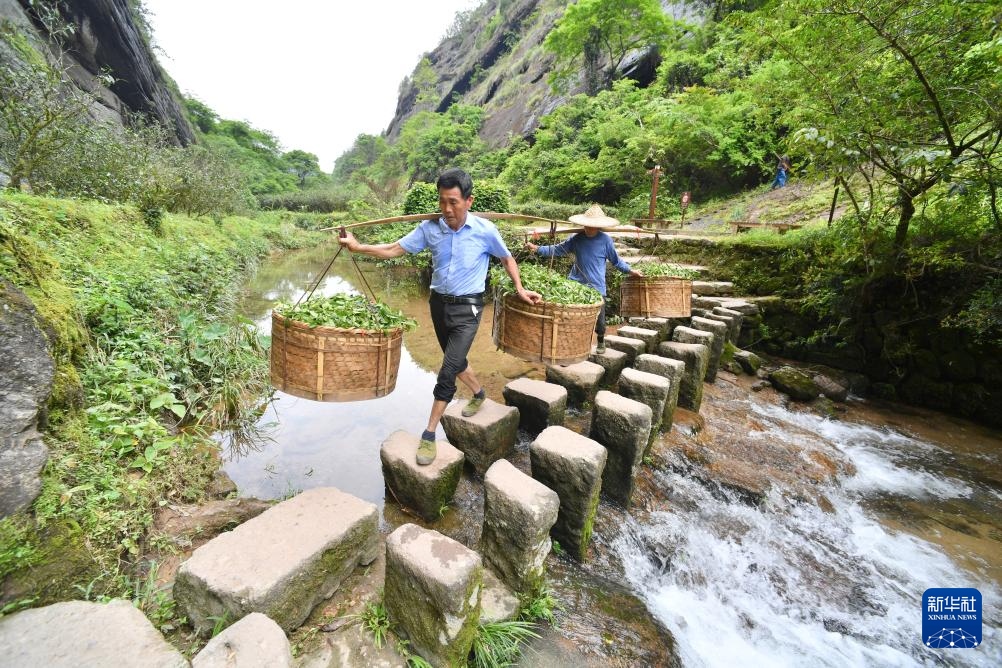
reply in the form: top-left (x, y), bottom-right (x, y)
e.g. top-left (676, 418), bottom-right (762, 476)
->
top-left (632, 261), bottom-right (699, 280)
top-left (470, 620), bottom-right (540, 668)
top-left (491, 264), bottom-right (602, 305)
top-left (275, 293), bottom-right (417, 331)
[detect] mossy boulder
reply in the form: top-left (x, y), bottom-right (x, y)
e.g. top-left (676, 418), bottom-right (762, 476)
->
top-left (768, 366), bottom-right (820, 402)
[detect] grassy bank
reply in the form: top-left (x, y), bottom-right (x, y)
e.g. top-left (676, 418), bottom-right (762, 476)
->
top-left (0, 193), bottom-right (327, 613)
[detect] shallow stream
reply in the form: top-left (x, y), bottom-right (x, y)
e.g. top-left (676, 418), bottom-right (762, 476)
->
top-left (225, 243), bottom-right (1002, 666)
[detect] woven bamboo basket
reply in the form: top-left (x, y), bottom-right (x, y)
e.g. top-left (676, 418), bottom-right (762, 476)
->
top-left (619, 276), bottom-right (692, 318)
top-left (270, 312), bottom-right (403, 402)
top-left (493, 293), bottom-right (602, 365)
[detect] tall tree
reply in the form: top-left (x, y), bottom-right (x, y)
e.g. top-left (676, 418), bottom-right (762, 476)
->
top-left (544, 0), bottom-right (683, 94)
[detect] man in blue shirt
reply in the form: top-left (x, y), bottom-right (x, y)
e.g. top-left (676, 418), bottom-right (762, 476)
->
top-left (340, 168), bottom-right (540, 465)
top-left (526, 204), bottom-right (642, 354)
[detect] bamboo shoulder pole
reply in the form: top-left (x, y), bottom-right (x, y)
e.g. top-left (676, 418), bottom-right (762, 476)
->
top-left (317, 211), bottom-right (573, 233)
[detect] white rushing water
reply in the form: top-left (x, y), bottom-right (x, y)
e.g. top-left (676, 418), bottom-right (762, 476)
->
top-left (613, 404), bottom-right (1002, 667)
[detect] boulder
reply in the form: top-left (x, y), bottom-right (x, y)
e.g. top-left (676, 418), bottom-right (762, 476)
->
top-left (441, 399), bottom-right (519, 475)
top-left (733, 350), bottom-right (763, 375)
top-left (385, 524), bottom-right (482, 668)
top-left (615, 326), bottom-right (660, 353)
top-left (153, 497), bottom-right (273, 548)
top-left (381, 431), bottom-right (464, 521)
top-left (174, 487), bottom-right (379, 633)
top-left (603, 335), bottom-right (646, 364)
top-left (589, 391), bottom-right (652, 507)
top-left (588, 346), bottom-right (628, 387)
top-left (0, 599), bottom-right (187, 667)
top-left (813, 374), bottom-right (849, 403)
top-left (672, 326), bottom-right (717, 382)
top-left (769, 367), bottom-right (820, 402)
top-left (0, 280), bottom-right (54, 518)
top-left (480, 570), bottom-right (519, 624)
top-left (634, 354), bottom-right (684, 432)
top-left (657, 341), bottom-right (710, 412)
top-left (502, 378), bottom-right (567, 433)
top-left (481, 460), bottom-right (560, 595)
top-left (192, 612), bottom-right (292, 668)
top-left (530, 426), bottom-right (606, 560)
top-left (688, 317), bottom-right (729, 382)
top-left (617, 368), bottom-right (670, 453)
top-left (545, 360), bottom-right (605, 407)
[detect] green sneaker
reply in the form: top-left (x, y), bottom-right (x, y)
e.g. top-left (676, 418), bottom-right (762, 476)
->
top-left (462, 395), bottom-right (485, 417)
top-left (416, 437), bottom-right (436, 466)
top-left (596, 341), bottom-right (606, 354)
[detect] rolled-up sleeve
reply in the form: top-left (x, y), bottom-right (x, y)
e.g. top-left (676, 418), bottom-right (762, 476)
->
top-left (607, 237), bottom-right (632, 273)
top-left (398, 223), bottom-right (428, 254)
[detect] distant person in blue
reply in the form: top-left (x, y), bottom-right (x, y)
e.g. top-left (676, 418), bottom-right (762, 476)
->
top-left (525, 204), bottom-right (642, 355)
top-left (771, 154), bottom-right (792, 189)
top-left (340, 168), bottom-right (541, 465)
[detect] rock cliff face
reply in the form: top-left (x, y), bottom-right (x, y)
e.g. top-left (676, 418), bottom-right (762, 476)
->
top-left (1, 0), bottom-right (193, 145)
top-left (386, 0), bottom-right (698, 147)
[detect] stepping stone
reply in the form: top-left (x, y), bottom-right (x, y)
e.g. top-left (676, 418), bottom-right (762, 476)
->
top-left (603, 334), bottom-right (645, 364)
top-left (589, 391), bottom-right (652, 507)
top-left (618, 368), bottom-right (670, 453)
top-left (481, 459), bottom-right (560, 595)
top-left (713, 306), bottom-right (745, 339)
top-left (704, 312), bottom-right (738, 343)
top-left (692, 295), bottom-right (722, 310)
top-left (673, 326), bottom-right (718, 382)
top-left (721, 299), bottom-right (759, 315)
top-left (692, 281), bottom-right (734, 296)
top-left (628, 316), bottom-right (672, 339)
top-left (385, 524), bottom-right (482, 668)
top-left (174, 487), bottom-right (378, 633)
top-left (502, 378), bottom-right (567, 433)
top-left (192, 612), bottom-right (292, 668)
top-left (616, 326), bottom-right (660, 353)
top-left (480, 570), bottom-right (519, 624)
top-left (657, 341), bottom-right (710, 412)
top-left (380, 431), bottom-right (464, 521)
top-left (545, 360), bottom-right (604, 407)
top-left (0, 599), bottom-right (187, 667)
top-left (633, 354), bottom-right (685, 432)
top-left (690, 317), bottom-right (728, 382)
top-left (530, 426), bottom-right (607, 561)
top-left (589, 346), bottom-right (628, 387)
top-left (734, 349), bottom-right (763, 375)
top-left (441, 398), bottom-right (519, 475)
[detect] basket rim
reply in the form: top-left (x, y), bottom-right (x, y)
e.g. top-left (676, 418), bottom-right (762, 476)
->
top-left (272, 311), bottom-right (405, 337)
top-left (500, 292), bottom-right (603, 311)
top-left (622, 276), bottom-right (693, 284)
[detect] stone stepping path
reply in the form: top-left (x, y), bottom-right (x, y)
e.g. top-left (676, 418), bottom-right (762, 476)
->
top-left (590, 390), bottom-right (652, 507)
top-left (618, 368), bottom-right (671, 451)
top-left (193, 612), bottom-right (292, 668)
top-left (545, 360), bottom-right (604, 407)
top-left (589, 346), bottom-right (628, 387)
top-left (692, 280), bottom-right (734, 296)
top-left (616, 326), bottom-right (660, 353)
top-left (441, 398), bottom-right (519, 475)
top-left (381, 431), bottom-right (464, 521)
top-left (603, 334), bottom-right (645, 364)
top-left (502, 378), bottom-right (567, 433)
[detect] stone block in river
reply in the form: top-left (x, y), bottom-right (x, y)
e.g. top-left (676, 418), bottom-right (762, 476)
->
top-left (192, 612), bottom-right (292, 668)
top-left (502, 378), bottom-right (567, 433)
top-left (615, 326), bottom-right (660, 353)
top-left (588, 346), bottom-right (628, 387)
top-left (657, 341), bottom-right (710, 412)
top-left (545, 360), bottom-right (605, 407)
top-left (720, 299), bottom-right (759, 315)
top-left (769, 366), bottom-right (820, 402)
top-left (589, 391), bottom-right (652, 507)
top-left (618, 368), bottom-right (670, 453)
top-left (704, 312), bottom-right (738, 343)
top-left (480, 569), bottom-right (519, 624)
top-left (174, 487), bottom-right (378, 633)
top-left (481, 459), bottom-right (560, 595)
top-left (381, 431), bottom-right (464, 521)
top-left (0, 599), bottom-right (187, 667)
top-left (692, 280), bottom-right (734, 296)
top-left (530, 426), bottom-right (606, 560)
top-left (685, 318), bottom-right (725, 380)
top-left (673, 326), bottom-right (718, 382)
top-left (634, 354), bottom-right (684, 432)
top-left (629, 316), bottom-right (671, 338)
top-left (385, 524), bottom-right (482, 668)
top-left (712, 306), bottom-right (745, 340)
top-left (603, 334), bottom-right (645, 364)
top-left (441, 399), bottom-right (519, 475)
top-left (733, 350), bottom-right (763, 375)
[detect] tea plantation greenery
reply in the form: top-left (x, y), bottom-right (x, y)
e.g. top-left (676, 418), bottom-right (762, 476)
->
top-left (491, 264), bottom-right (603, 305)
top-left (276, 294), bottom-right (417, 331)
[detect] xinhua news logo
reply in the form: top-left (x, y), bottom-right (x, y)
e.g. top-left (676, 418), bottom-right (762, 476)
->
top-left (923, 588), bottom-right (982, 649)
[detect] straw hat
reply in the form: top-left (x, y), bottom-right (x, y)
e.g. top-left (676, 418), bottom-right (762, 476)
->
top-left (569, 204), bottom-right (621, 229)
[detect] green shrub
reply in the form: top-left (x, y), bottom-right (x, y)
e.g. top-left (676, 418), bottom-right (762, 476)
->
top-left (403, 182), bottom-right (439, 215)
top-left (403, 179), bottom-right (511, 215)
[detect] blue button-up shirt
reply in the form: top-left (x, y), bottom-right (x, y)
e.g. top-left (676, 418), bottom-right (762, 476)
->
top-left (399, 214), bottom-right (511, 296)
top-left (535, 231), bottom-right (632, 296)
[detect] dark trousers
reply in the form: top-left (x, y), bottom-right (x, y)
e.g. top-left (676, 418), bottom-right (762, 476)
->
top-left (429, 293), bottom-right (483, 402)
top-left (595, 299), bottom-right (607, 338)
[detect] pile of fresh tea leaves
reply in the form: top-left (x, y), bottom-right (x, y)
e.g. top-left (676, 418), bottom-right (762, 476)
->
top-left (275, 294), bottom-right (416, 331)
top-left (491, 264), bottom-right (602, 305)
top-left (632, 261), bottom-right (699, 280)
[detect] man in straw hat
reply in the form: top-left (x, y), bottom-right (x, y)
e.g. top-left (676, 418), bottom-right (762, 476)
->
top-left (525, 204), bottom-right (642, 354)
top-left (340, 168), bottom-right (541, 465)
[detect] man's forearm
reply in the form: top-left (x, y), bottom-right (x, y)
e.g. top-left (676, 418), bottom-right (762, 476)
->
top-left (353, 242), bottom-right (405, 259)
top-left (501, 257), bottom-right (526, 292)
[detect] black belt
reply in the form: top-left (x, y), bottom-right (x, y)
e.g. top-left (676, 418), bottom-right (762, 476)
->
top-left (431, 290), bottom-right (484, 305)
